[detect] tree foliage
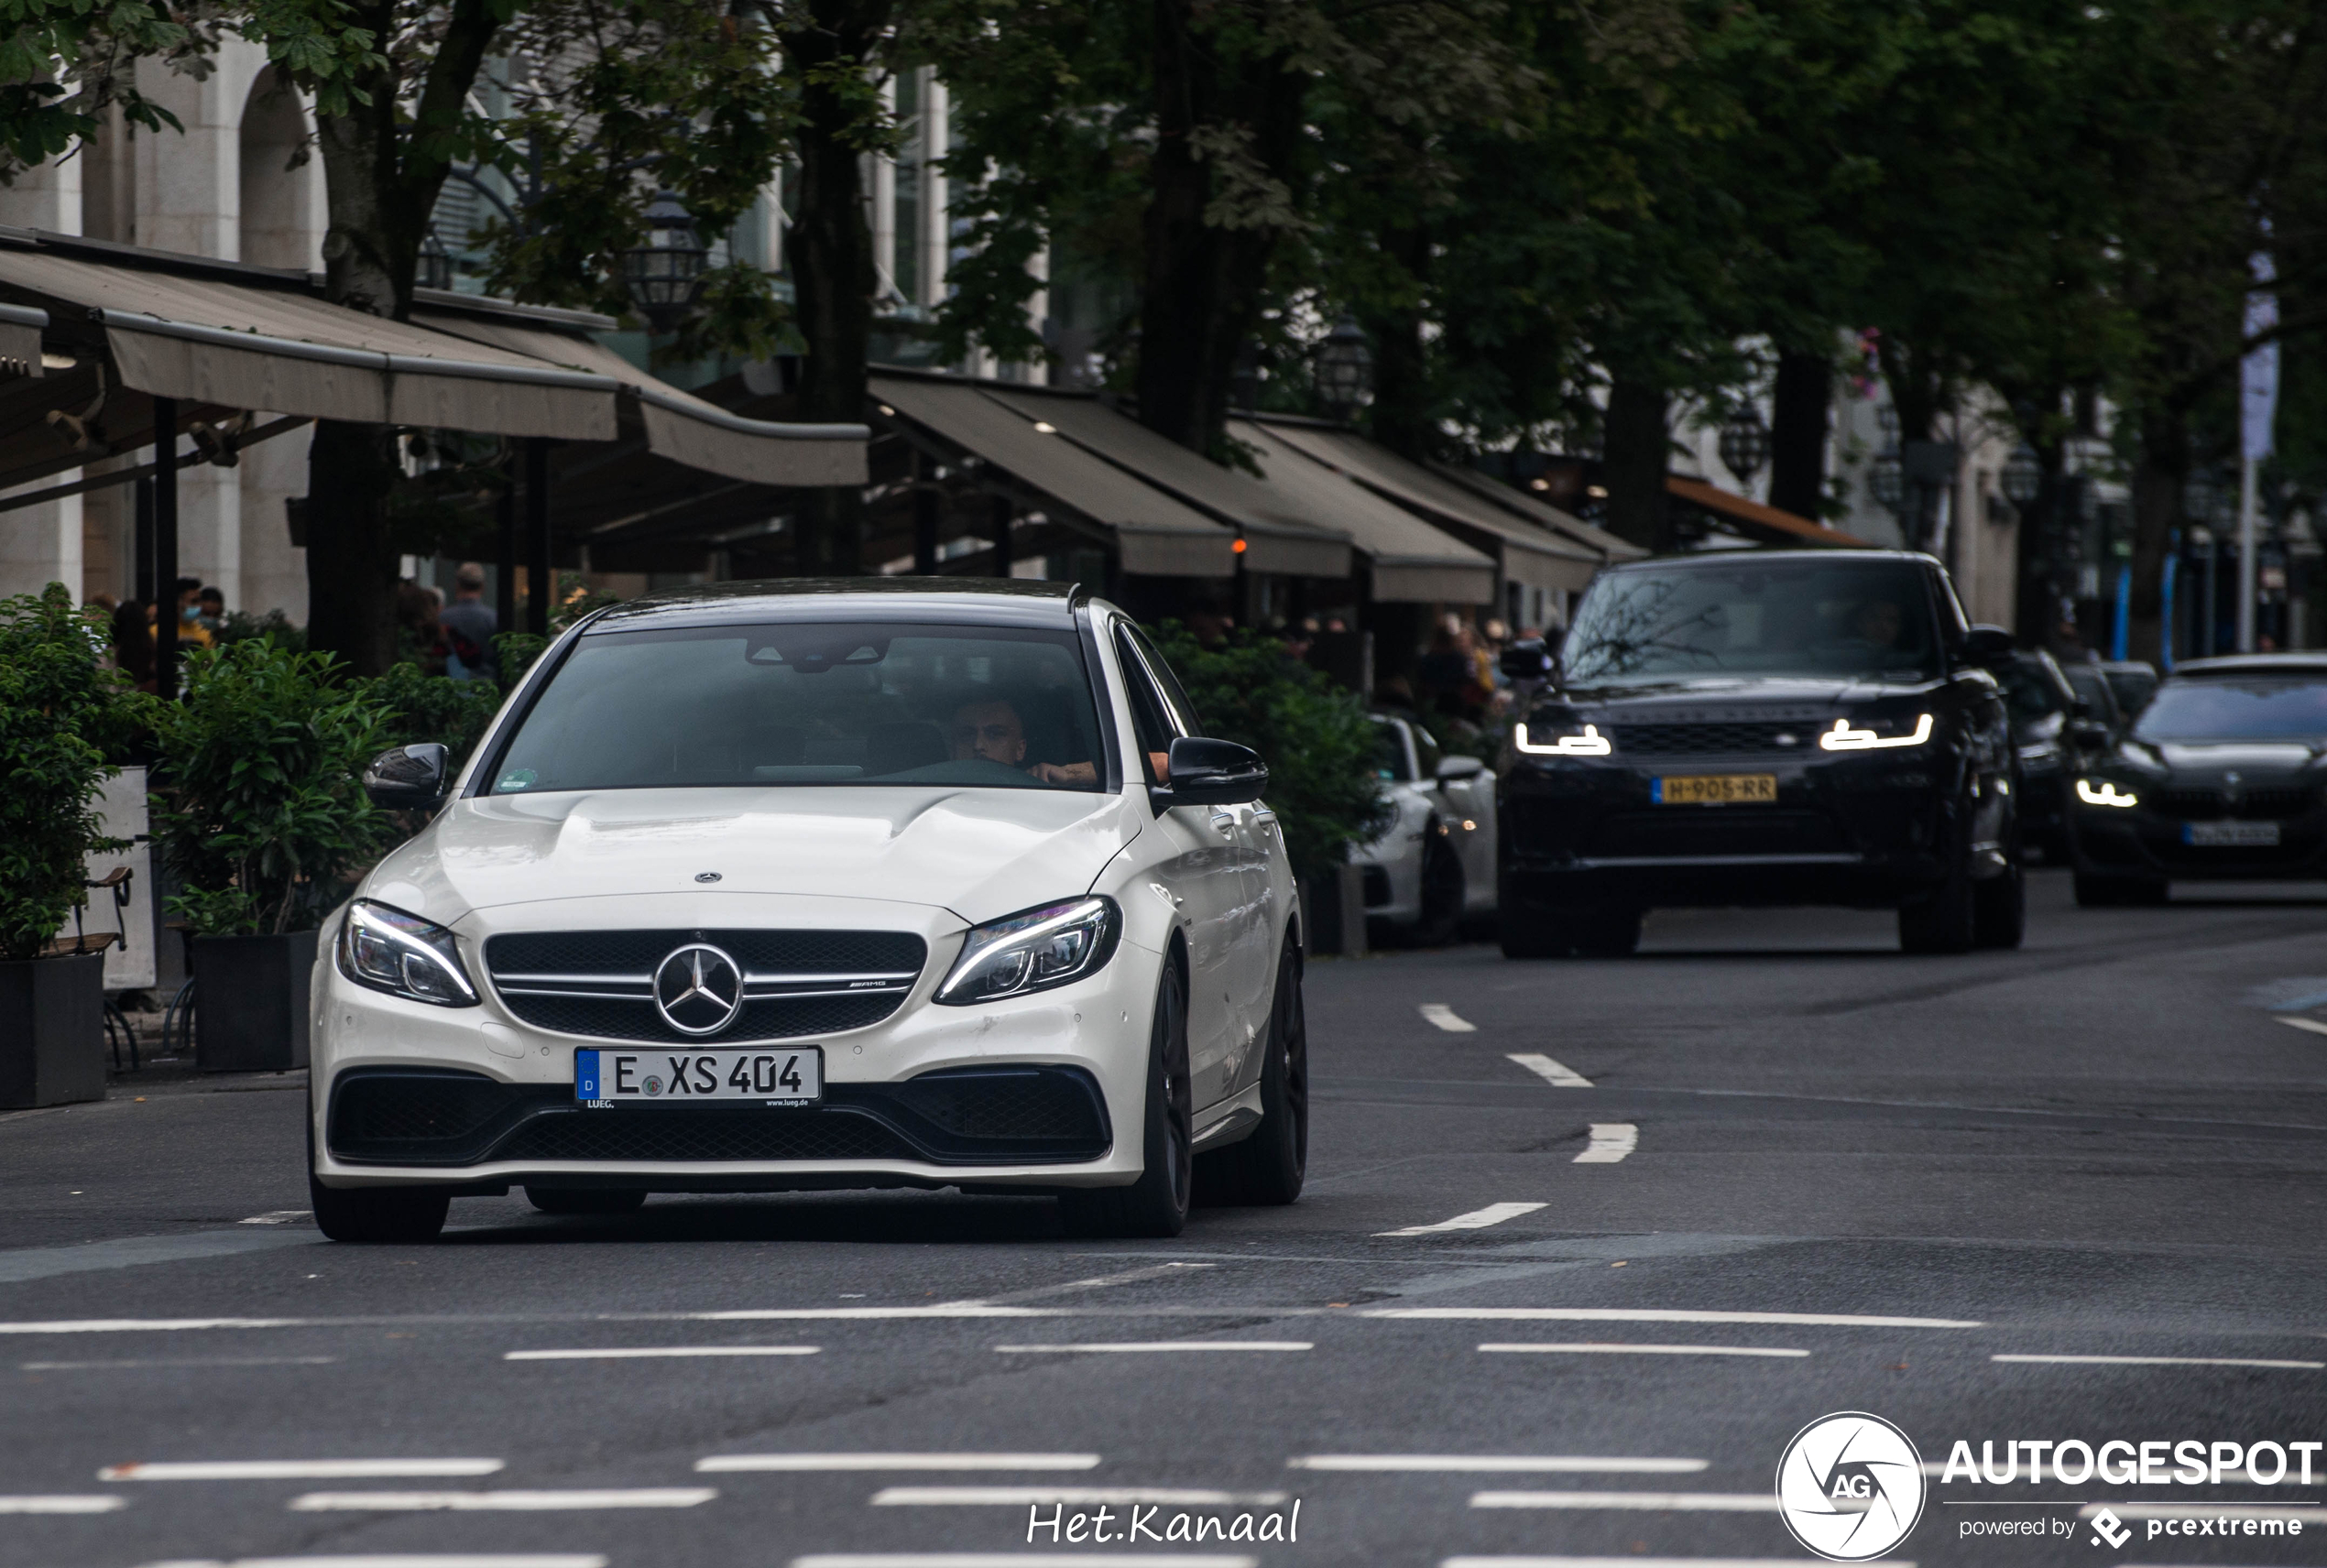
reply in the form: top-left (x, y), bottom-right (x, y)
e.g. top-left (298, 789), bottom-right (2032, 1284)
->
top-left (0, 586), bottom-right (132, 963)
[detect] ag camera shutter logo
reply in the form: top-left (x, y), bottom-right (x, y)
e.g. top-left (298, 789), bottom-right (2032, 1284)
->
top-left (1775, 1411), bottom-right (1927, 1562)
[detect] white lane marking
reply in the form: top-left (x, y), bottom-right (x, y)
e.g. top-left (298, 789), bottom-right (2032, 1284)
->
top-left (1367, 1308), bottom-right (1983, 1328)
top-left (1420, 1005), bottom-right (1477, 1032)
top-left (2275, 1015), bottom-right (2327, 1036)
top-left (1443, 1559), bottom-right (1875, 1567)
top-left (142, 1559), bottom-right (608, 1568)
top-left (1507, 1054), bottom-right (1591, 1087)
top-left (1994, 1353), bottom-right (2322, 1369)
top-left (26, 1357), bottom-right (337, 1370)
top-left (0, 1495), bottom-right (126, 1513)
top-left (975, 1263), bottom-right (1218, 1306)
top-left (288, 1489), bottom-right (715, 1511)
top-left (1574, 1124), bottom-right (1637, 1162)
top-left (1376, 1202), bottom-right (1546, 1237)
top-left (872, 1487), bottom-right (1289, 1507)
top-left (691, 1306), bottom-right (1047, 1321)
top-left (1291, 1455), bottom-right (1707, 1475)
top-left (237, 1211), bottom-right (313, 1226)
top-left (0, 1317), bottom-right (308, 1334)
top-left (105, 1460), bottom-right (503, 1482)
top-left (792, 1557), bottom-right (1256, 1568)
top-left (1479, 1343), bottom-right (1808, 1358)
top-left (1472, 1491), bottom-right (1782, 1511)
top-left (2081, 1502), bottom-right (2327, 1522)
top-left (994, 1342), bottom-right (1310, 1354)
top-left (702, 1454), bottom-right (1100, 1473)
top-left (505, 1346), bottom-right (819, 1361)
top-left (0, 1233), bottom-right (316, 1285)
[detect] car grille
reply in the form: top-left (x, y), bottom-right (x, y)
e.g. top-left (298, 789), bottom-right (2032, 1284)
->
top-left (483, 928), bottom-right (926, 1043)
top-left (1611, 722), bottom-right (1813, 756)
top-left (2150, 786), bottom-right (2315, 821)
top-left (326, 1065), bottom-right (1109, 1167)
top-left (1590, 810), bottom-right (1846, 859)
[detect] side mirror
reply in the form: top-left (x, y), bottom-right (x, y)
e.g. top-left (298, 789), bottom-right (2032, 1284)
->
top-left (1961, 626), bottom-right (2016, 667)
top-left (1154, 736), bottom-right (1267, 809)
top-left (2071, 719), bottom-right (2114, 750)
top-left (1436, 754), bottom-right (1487, 782)
top-left (364, 743), bottom-right (452, 811)
top-left (1501, 637), bottom-right (1554, 681)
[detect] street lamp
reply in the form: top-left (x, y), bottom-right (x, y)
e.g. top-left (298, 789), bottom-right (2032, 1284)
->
top-left (621, 191), bottom-right (709, 333)
top-left (1717, 408), bottom-right (1771, 483)
top-left (418, 226), bottom-right (454, 293)
top-left (2001, 444), bottom-right (2042, 507)
top-left (1870, 451), bottom-right (1906, 514)
top-left (1314, 315), bottom-right (1372, 418)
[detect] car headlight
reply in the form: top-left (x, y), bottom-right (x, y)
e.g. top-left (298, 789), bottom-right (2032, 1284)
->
top-left (2076, 778), bottom-right (2139, 809)
top-left (935, 897), bottom-right (1120, 1005)
top-left (336, 899), bottom-right (479, 1007)
top-left (1819, 713), bottom-right (1935, 751)
top-left (1515, 721), bottom-right (1612, 756)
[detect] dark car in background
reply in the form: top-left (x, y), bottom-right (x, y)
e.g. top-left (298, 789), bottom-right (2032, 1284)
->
top-left (1496, 550), bottom-right (2023, 957)
top-left (2070, 652), bottom-right (2327, 904)
top-left (2099, 659), bottom-right (2161, 720)
top-left (1999, 651), bottom-right (2119, 861)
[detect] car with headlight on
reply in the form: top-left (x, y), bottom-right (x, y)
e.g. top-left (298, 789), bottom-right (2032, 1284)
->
top-left (1349, 713), bottom-right (1498, 943)
top-left (311, 581), bottom-right (1307, 1244)
top-left (2070, 652), bottom-right (2327, 905)
top-left (1495, 550), bottom-right (2022, 956)
top-left (1997, 648), bottom-right (2102, 860)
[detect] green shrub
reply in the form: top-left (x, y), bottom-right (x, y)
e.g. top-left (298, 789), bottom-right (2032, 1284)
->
top-left (1147, 623), bottom-right (1393, 885)
top-left (212, 608), bottom-right (307, 652)
top-left (366, 661), bottom-right (508, 773)
top-left (0, 586), bottom-right (132, 961)
top-left (139, 641), bottom-right (388, 937)
top-left (494, 630), bottom-right (548, 691)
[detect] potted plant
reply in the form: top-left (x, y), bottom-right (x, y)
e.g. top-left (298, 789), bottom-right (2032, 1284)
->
top-left (141, 642), bottom-right (388, 1073)
top-left (0, 585), bottom-right (131, 1107)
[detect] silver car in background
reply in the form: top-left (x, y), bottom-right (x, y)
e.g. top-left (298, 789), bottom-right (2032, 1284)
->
top-left (1349, 713), bottom-right (1499, 943)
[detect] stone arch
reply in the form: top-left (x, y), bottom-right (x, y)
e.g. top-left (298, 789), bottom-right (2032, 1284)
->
top-left (238, 67), bottom-right (317, 269)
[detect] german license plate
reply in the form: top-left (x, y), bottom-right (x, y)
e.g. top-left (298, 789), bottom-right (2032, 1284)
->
top-left (2184, 820), bottom-right (2280, 847)
top-left (575, 1047), bottom-right (823, 1106)
top-left (1654, 773), bottom-right (1777, 806)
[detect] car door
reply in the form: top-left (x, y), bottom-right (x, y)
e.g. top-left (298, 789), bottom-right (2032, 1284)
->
top-left (1928, 565), bottom-right (2015, 858)
top-left (1413, 723), bottom-right (1497, 910)
top-left (1111, 624), bottom-right (1251, 1111)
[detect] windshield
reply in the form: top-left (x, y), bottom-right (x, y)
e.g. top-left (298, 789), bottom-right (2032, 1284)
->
top-left (488, 622), bottom-right (1106, 793)
top-left (1562, 560), bottom-right (1941, 683)
top-left (2135, 678), bottom-right (2327, 744)
top-left (2000, 659), bottom-right (2069, 723)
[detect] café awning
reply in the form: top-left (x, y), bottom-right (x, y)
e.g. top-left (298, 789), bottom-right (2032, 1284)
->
top-left (1228, 419), bottom-right (1495, 604)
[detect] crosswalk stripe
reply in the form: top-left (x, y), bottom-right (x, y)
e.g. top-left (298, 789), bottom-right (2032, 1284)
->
top-left (1508, 1054), bottom-right (1592, 1087)
top-left (1574, 1124), bottom-right (1637, 1162)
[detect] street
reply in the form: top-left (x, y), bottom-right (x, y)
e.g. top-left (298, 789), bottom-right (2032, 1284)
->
top-left (5, 869), bottom-right (2325, 1568)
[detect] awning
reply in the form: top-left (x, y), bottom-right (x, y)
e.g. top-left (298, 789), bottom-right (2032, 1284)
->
top-left (0, 242), bottom-right (618, 441)
top-left (871, 375), bottom-right (1236, 577)
top-left (1427, 462), bottom-right (1649, 561)
top-left (1257, 419), bottom-right (1601, 595)
top-left (1228, 420), bottom-right (1495, 604)
top-left (419, 310), bottom-right (867, 488)
top-left (981, 389), bottom-right (1352, 578)
top-left (1667, 475), bottom-right (1872, 548)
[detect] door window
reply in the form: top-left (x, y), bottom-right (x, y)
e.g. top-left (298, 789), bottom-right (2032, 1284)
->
top-left (1114, 626), bottom-right (1184, 784)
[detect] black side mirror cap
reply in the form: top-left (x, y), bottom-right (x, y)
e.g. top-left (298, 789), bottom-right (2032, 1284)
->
top-left (1153, 735), bottom-right (1268, 810)
top-left (364, 743), bottom-right (452, 811)
top-left (1961, 626), bottom-right (2016, 667)
top-left (1501, 637), bottom-right (1555, 681)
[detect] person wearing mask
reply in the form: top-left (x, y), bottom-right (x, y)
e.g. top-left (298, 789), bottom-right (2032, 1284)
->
top-left (158, 577), bottom-right (213, 648)
top-left (196, 585), bottom-right (225, 637)
top-left (439, 561), bottom-right (498, 681)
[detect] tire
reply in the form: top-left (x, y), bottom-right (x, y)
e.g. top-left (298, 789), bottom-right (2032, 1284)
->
top-left (527, 1186), bottom-right (647, 1216)
top-left (1194, 941), bottom-right (1308, 1207)
top-left (311, 1175), bottom-right (449, 1244)
top-left (2075, 871), bottom-right (2168, 907)
top-left (1972, 855), bottom-right (2026, 949)
top-left (1415, 837), bottom-right (1464, 947)
top-left (1900, 797), bottom-right (1977, 954)
top-left (1059, 957), bottom-right (1192, 1238)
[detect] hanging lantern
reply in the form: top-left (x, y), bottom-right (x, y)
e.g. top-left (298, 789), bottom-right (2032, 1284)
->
top-left (2001, 444), bottom-right (2043, 506)
top-left (1870, 452), bottom-right (1906, 514)
top-left (620, 191), bottom-right (709, 333)
top-left (1313, 315), bottom-right (1373, 418)
top-left (1717, 408), bottom-right (1771, 483)
top-left (418, 226), bottom-right (454, 293)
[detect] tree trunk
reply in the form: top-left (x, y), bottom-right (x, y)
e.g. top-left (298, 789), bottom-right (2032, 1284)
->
top-left (2127, 405), bottom-right (2190, 664)
top-left (1361, 218), bottom-right (1431, 461)
top-left (1768, 347), bottom-right (1830, 522)
top-left (1601, 374), bottom-right (1671, 553)
top-left (785, 0), bottom-right (889, 575)
top-left (2012, 439), bottom-right (2067, 648)
top-left (1135, 0), bottom-right (1305, 456)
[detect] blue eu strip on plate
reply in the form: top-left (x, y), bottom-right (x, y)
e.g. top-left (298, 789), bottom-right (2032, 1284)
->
top-left (575, 1050), bottom-right (600, 1101)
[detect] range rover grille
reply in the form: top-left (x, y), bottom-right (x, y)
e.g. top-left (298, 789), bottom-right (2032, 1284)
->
top-left (1610, 722), bottom-right (1812, 756)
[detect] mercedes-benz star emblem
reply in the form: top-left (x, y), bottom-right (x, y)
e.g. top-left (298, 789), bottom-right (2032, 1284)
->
top-left (653, 942), bottom-right (744, 1037)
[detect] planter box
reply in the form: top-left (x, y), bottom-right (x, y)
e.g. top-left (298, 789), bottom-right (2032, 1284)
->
top-left (0, 952), bottom-right (107, 1108)
top-left (194, 931), bottom-right (318, 1073)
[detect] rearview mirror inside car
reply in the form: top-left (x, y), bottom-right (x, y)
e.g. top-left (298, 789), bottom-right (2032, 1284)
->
top-left (1155, 736), bottom-right (1268, 809)
top-left (363, 743), bottom-right (452, 811)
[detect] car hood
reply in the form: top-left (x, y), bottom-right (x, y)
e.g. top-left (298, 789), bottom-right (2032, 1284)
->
top-left (2142, 740), bottom-right (2320, 779)
top-left (364, 786), bottom-right (1142, 928)
top-left (1557, 675), bottom-right (1944, 715)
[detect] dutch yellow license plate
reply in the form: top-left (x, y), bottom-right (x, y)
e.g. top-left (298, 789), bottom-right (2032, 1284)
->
top-left (1654, 773), bottom-right (1776, 806)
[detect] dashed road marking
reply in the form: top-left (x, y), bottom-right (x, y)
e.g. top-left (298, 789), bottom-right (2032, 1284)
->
top-left (505, 1346), bottom-right (820, 1361)
top-left (1479, 1343), bottom-right (1808, 1358)
top-left (1290, 1455), bottom-right (1707, 1475)
top-left (288, 1489), bottom-right (716, 1510)
top-left (1444, 1558), bottom-right (1860, 1566)
top-left (793, 1557), bottom-right (1257, 1568)
top-left (1366, 1308), bottom-right (1983, 1328)
top-left (0, 1318), bottom-right (307, 1334)
top-left (1574, 1125), bottom-right (1637, 1162)
top-left (1993, 1353), bottom-right (2323, 1369)
top-left (141, 1559), bottom-right (608, 1568)
top-left (104, 1460), bottom-right (503, 1481)
top-left (0, 1495), bottom-right (125, 1513)
top-left (1377, 1202), bottom-right (1546, 1237)
top-left (1508, 1054), bottom-right (1591, 1087)
top-left (26, 1356), bottom-right (337, 1370)
top-left (871, 1487), bottom-right (1290, 1507)
top-left (236, 1211), bottom-right (313, 1226)
top-left (1471, 1491), bottom-right (1782, 1511)
top-left (1420, 1005), bottom-right (1477, 1032)
top-left (702, 1454), bottom-right (1100, 1473)
top-left (2276, 1015), bottom-right (2327, 1037)
top-left (994, 1342), bottom-right (1310, 1354)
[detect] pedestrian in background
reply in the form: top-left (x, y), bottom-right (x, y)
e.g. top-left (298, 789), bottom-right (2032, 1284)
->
top-left (111, 599), bottom-right (156, 692)
top-left (158, 576), bottom-right (213, 648)
top-left (440, 561), bottom-right (498, 681)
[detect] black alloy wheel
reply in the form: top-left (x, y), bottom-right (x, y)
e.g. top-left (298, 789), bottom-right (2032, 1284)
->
top-left (1060, 957), bottom-right (1193, 1237)
top-left (1195, 939), bottom-right (1308, 1206)
top-left (1900, 788), bottom-right (1979, 954)
top-left (527, 1187), bottom-right (649, 1216)
top-left (1415, 834), bottom-right (1465, 947)
top-left (1972, 852), bottom-right (2026, 949)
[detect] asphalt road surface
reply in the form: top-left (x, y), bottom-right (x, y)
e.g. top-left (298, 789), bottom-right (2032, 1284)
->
top-left (6, 868), bottom-right (2327, 1568)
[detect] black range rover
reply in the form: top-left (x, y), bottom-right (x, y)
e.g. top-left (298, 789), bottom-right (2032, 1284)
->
top-left (1495, 550), bottom-right (2023, 956)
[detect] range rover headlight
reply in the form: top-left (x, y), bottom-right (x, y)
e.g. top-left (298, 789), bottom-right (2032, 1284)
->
top-left (935, 897), bottom-right (1120, 1005)
top-left (1515, 721), bottom-right (1612, 756)
top-left (1819, 713), bottom-right (1935, 751)
top-left (2076, 778), bottom-right (2139, 809)
top-left (336, 899), bottom-right (479, 1007)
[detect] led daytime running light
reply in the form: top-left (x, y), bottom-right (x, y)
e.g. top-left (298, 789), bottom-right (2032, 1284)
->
top-left (2076, 778), bottom-right (2139, 809)
top-left (1818, 713), bottom-right (1935, 752)
top-left (1515, 722), bottom-right (1612, 757)
top-left (337, 899), bottom-right (479, 1007)
top-left (936, 896), bottom-right (1120, 1005)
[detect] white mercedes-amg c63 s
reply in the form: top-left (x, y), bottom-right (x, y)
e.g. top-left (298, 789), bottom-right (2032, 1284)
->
top-left (310, 581), bottom-right (1307, 1243)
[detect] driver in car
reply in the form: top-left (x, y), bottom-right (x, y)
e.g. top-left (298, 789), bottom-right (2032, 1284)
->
top-left (950, 699), bottom-right (1097, 786)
